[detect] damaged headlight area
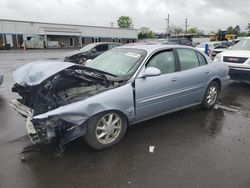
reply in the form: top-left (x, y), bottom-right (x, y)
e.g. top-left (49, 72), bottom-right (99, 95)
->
top-left (11, 62), bottom-right (126, 151)
top-left (31, 115), bottom-right (87, 145)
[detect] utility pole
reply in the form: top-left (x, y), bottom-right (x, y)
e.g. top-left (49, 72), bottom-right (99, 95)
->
top-left (185, 18), bottom-right (188, 33)
top-left (165, 14), bottom-right (170, 38)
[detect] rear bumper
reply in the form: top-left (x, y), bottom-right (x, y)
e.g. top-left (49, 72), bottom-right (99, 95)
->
top-left (229, 66), bottom-right (250, 81)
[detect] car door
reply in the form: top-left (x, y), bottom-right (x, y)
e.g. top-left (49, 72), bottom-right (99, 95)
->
top-left (173, 48), bottom-right (211, 106)
top-left (135, 49), bottom-right (182, 121)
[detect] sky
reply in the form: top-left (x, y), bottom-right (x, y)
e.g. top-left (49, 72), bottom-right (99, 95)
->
top-left (0, 0), bottom-right (249, 33)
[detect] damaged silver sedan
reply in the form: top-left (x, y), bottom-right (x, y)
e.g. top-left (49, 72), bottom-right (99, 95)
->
top-left (11, 45), bottom-right (230, 150)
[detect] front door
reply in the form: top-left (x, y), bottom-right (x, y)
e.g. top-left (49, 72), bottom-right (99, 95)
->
top-left (135, 49), bottom-right (180, 121)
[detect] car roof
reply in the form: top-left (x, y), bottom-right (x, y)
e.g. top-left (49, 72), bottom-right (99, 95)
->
top-left (90, 42), bottom-right (121, 45)
top-left (117, 44), bottom-right (195, 54)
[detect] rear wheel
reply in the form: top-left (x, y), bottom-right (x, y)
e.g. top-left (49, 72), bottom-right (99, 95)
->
top-left (85, 111), bottom-right (127, 150)
top-left (201, 81), bottom-right (219, 109)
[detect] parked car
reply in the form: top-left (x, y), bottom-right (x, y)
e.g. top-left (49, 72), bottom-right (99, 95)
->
top-left (211, 45), bottom-right (228, 58)
top-left (64, 42), bottom-right (121, 64)
top-left (161, 41), bottom-right (179, 45)
top-left (0, 70), bottom-right (3, 86)
top-left (196, 42), bottom-right (227, 58)
top-left (11, 45), bottom-right (229, 151)
top-left (214, 37), bottom-right (250, 83)
top-left (167, 38), bottom-right (193, 46)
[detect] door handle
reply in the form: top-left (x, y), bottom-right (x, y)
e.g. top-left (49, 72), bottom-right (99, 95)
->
top-left (205, 71), bottom-right (211, 75)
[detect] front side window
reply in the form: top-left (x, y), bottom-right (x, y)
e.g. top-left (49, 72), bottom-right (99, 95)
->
top-left (147, 51), bottom-right (175, 74)
top-left (177, 49), bottom-right (200, 71)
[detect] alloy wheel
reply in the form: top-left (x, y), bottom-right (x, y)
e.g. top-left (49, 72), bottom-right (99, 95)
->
top-left (95, 113), bottom-right (122, 144)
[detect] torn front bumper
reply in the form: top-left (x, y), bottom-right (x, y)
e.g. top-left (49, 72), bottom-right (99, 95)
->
top-left (10, 99), bottom-right (40, 143)
top-left (10, 99), bottom-right (87, 145)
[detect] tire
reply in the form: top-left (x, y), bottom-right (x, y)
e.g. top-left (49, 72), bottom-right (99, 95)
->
top-left (201, 81), bottom-right (219, 109)
top-left (85, 111), bottom-right (127, 150)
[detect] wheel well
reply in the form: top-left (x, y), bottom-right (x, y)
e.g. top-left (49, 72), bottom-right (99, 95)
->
top-left (91, 110), bottom-right (129, 124)
top-left (211, 78), bottom-right (221, 91)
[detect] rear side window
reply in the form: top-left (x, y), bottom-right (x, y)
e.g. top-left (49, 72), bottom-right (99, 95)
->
top-left (177, 49), bottom-right (199, 71)
top-left (196, 52), bottom-right (207, 66)
top-left (147, 51), bottom-right (175, 74)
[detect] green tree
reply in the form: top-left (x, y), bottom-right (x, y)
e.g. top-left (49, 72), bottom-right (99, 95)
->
top-left (247, 23), bottom-right (250, 36)
top-left (226, 26), bottom-right (234, 34)
top-left (233, 25), bottom-right (240, 35)
top-left (138, 27), bottom-right (156, 39)
top-left (187, 27), bottom-right (204, 35)
top-left (169, 25), bottom-right (183, 34)
top-left (117, 16), bottom-right (133, 29)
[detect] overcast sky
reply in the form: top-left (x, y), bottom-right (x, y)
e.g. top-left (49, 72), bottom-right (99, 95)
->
top-left (0, 0), bottom-right (249, 33)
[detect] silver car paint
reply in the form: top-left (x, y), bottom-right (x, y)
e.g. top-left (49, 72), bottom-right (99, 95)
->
top-left (33, 83), bottom-right (135, 123)
top-left (13, 45), bottom-right (230, 126)
top-left (13, 61), bottom-right (75, 86)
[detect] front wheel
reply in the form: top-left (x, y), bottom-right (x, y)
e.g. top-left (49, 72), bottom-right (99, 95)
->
top-left (201, 81), bottom-right (219, 109)
top-left (85, 111), bottom-right (127, 150)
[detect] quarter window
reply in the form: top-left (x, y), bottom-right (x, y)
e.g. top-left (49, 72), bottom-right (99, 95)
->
top-left (196, 52), bottom-right (207, 66)
top-left (147, 51), bottom-right (175, 74)
top-left (177, 49), bottom-right (199, 71)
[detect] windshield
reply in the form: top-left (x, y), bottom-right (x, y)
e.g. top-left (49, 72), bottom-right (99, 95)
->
top-left (79, 43), bottom-right (97, 52)
top-left (231, 39), bottom-right (250, 50)
top-left (86, 48), bottom-right (146, 77)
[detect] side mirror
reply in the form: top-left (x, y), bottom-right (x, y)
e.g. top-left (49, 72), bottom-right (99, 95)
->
top-left (141, 67), bottom-right (161, 78)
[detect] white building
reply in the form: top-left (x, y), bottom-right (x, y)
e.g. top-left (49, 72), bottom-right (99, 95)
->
top-left (0, 19), bottom-right (138, 49)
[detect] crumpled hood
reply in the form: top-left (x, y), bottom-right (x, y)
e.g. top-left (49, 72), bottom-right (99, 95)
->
top-left (13, 61), bottom-right (75, 86)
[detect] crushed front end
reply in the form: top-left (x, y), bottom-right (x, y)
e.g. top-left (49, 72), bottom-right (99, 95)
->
top-left (10, 61), bottom-right (124, 147)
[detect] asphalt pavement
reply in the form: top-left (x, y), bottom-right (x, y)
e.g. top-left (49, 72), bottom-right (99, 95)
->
top-left (0, 50), bottom-right (250, 188)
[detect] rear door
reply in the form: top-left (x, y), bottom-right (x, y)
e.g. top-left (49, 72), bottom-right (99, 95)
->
top-left (173, 48), bottom-right (211, 106)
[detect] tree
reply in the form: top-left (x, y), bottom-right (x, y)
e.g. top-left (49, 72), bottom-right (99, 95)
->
top-left (138, 27), bottom-right (156, 39)
top-left (233, 25), bottom-right (240, 35)
top-left (187, 27), bottom-right (204, 35)
top-left (117, 16), bottom-right (133, 29)
top-left (169, 25), bottom-right (183, 35)
top-left (247, 23), bottom-right (250, 36)
top-left (226, 26), bottom-right (234, 34)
